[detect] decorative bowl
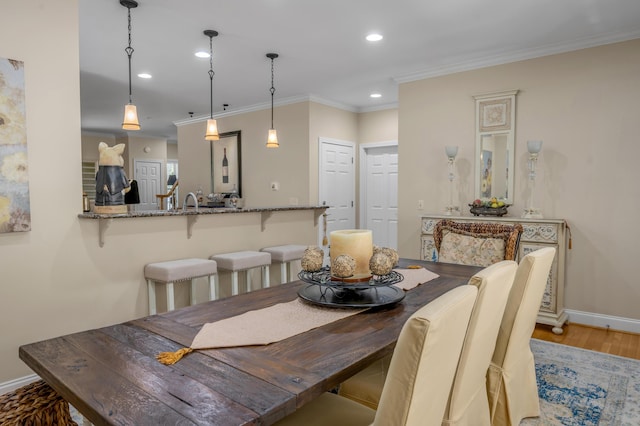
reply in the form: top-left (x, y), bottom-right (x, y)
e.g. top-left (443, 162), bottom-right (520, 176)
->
top-left (468, 204), bottom-right (510, 217)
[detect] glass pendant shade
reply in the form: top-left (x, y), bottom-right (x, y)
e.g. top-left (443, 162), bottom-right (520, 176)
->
top-left (266, 128), bottom-right (279, 148)
top-left (122, 104), bottom-right (140, 130)
top-left (205, 118), bottom-right (219, 141)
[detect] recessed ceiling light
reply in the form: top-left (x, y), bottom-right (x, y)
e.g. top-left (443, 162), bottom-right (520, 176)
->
top-left (137, 73), bottom-right (152, 79)
top-left (195, 51), bottom-right (210, 58)
top-left (366, 33), bottom-right (383, 42)
top-left (370, 93), bottom-right (382, 98)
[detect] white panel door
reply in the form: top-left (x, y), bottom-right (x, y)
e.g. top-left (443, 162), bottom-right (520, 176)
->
top-left (363, 145), bottom-right (398, 249)
top-left (319, 138), bottom-right (355, 249)
top-left (134, 160), bottom-right (163, 210)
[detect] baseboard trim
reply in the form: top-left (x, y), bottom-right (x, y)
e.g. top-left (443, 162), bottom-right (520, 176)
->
top-left (0, 373), bottom-right (39, 395)
top-left (566, 309), bottom-right (640, 334)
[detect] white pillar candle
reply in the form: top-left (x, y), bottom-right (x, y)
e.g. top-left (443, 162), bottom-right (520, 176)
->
top-left (330, 229), bottom-right (373, 279)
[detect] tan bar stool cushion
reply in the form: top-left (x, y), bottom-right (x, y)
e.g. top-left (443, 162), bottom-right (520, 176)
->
top-left (145, 258), bottom-right (218, 283)
top-left (261, 244), bottom-right (307, 284)
top-left (144, 258), bottom-right (218, 314)
top-left (210, 251), bottom-right (271, 294)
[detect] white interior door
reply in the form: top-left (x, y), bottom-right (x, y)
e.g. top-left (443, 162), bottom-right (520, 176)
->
top-left (360, 142), bottom-right (398, 249)
top-left (319, 138), bottom-right (356, 252)
top-left (134, 159), bottom-right (163, 210)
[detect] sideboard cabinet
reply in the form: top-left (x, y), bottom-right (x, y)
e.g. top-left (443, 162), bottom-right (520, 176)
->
top-left (420, 215), bottom-right (568, 334)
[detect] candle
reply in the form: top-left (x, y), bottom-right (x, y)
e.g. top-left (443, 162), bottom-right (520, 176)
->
top-left (330, 229), bottom-right (373, 279)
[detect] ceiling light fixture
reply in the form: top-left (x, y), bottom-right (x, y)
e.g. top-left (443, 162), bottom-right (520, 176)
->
top-left (204, 29), bottom-right (219, 141)
top-left (195, 51), bottom-right (210, 58)
top-left (266, 53), bottom-right (279, 148)
top-left (370, 93), bottom-right (382, 98)
top-left (137, 73), bottom-right (152, 79)
top-left (366, 33), bottom-right (383, 42)
top-left (120, 0), bottom-right (140, 131)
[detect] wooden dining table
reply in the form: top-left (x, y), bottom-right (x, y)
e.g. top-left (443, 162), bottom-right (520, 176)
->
top-left (19, 259), bottom-right (481, 425)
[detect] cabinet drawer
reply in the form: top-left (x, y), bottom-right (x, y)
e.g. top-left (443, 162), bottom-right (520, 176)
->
top-left (521, 223), bottom-right (559, 243)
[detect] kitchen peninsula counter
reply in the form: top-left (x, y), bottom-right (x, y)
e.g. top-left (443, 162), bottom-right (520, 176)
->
top-left (78, 205), bottom-right (327, 247)
top-left (78, 205), bottom-right (327, 219)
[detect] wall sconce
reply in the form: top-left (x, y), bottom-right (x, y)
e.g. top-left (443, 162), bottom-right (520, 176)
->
top-left (445, 145), bottom-right (459, 215)
top-left (523, 140), bottom-right (543, 218)
top-left (120, 0), bottom-right (140, 131)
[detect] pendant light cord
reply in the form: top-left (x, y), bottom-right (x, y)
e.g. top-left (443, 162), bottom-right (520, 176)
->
top-left (270, 57), bottom-right (275, 128)
top-left (208, 35), bottom-right (214, 119)
top-left (125, 6), bottom-right (134, 104)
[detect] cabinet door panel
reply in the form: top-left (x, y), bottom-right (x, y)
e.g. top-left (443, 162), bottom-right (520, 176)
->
top-left (519, 242), bottom-right (558, 313)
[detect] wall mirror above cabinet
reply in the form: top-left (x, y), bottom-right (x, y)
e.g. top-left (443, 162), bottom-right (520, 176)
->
top-left (473, 90), bottom-right (518, 204)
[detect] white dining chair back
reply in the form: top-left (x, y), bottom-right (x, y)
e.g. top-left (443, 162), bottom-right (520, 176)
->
top-left (486, 247), bottom-right (556, 426)
top-left (442, 260), bottom-right (517, 426)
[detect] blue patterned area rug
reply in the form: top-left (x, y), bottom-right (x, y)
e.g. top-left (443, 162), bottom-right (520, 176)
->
top-left (521, 338), bottom-right (640, 426)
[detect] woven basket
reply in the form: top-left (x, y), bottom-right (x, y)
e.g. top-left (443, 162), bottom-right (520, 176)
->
top-left (0, 380), bottom-right (78, 426)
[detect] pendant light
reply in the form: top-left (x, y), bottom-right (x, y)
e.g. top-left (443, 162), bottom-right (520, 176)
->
top-left (266, 53), bottom-right (279, 148)
top-left (204, 30), bottom-right (220, 141)
top-left (120, 0), bottom-right (140, 131)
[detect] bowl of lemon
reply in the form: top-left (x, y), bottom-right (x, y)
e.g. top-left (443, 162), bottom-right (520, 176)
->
top-left (469, 198), bottom-right (510, 217)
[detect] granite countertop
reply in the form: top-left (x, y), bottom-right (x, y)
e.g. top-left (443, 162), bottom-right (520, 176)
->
top-left (78, 205), bottom-right (327, 219)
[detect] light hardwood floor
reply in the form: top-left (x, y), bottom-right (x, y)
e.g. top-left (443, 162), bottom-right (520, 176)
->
top-left (533, 323), bottom-right (640, 360)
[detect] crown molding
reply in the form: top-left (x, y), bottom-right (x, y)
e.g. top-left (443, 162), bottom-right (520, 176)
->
top-left (174, 95), bottom-right (311, 127)
top-left (394, 30), bottom-right (640, 84)
top-left (359, 102), bottom-right (398, 113)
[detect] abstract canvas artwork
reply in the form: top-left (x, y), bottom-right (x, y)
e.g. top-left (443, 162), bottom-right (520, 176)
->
top-left (0, 57), bottom-right (30, 233)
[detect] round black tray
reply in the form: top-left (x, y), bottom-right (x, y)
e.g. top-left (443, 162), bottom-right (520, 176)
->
top-left (298, 284), bottom-right (405, 308)
top-left (297, 266), bottom-right (404, 290)
top-left (297, 266), bottom-right (405, 308)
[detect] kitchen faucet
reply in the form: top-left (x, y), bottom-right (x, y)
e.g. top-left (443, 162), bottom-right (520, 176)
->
top-left (183, 192), bottom-right (198, 212)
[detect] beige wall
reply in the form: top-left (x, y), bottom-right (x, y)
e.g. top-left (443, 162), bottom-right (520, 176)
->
top-left (81, 134), bottom-right (116, 163)
top-left (126, 134), bottom-right (168, 179)
top-left (358, 108), bottom-right (399, 144)
top-left (398, 39), bottom-right (640, 320)
top-left (177, 103), bottom-right (311, 207)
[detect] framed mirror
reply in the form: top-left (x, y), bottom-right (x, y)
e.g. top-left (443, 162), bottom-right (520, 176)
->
top-left (210, 130), bottom-right (242, 197)
top-left (473, 90), bottom-right (518, 203)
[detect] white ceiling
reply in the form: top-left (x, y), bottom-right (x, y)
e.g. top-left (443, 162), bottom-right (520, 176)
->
top-left (79, 0), bottom-right (640, 141)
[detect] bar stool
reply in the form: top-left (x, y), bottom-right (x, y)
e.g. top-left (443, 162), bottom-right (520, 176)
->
top-left (144, 258), bottom-right (218, 314)
top-left (261, 244), bottom-right (307, 284)
top-left (210, 251), bottom-right (271, 295)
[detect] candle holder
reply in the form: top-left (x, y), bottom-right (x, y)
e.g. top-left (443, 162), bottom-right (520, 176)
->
top-left (444, 146), bottom-right (459, 215)
top-left (522, 140), bottom-right (543, 219)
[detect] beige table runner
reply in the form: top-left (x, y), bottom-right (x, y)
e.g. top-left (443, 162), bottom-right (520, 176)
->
top-left (192, 298), bottom-right (363, 349)
top-left (157, 268), bottom-right (439, 365)
top-left (393, 267), bottom-right (440, 290)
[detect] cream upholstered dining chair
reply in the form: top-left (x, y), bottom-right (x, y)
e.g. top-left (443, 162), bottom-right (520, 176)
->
top-left (338, 261), bottom-right (517, 426)
top-left (433, 219), bottom-right (523, 267)
top-left (486, 247), bottom-right (556, 426)
top-left (441, 260), bottom-right (517, 426)
top-left (273, 285), bottom-right (478, 426)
